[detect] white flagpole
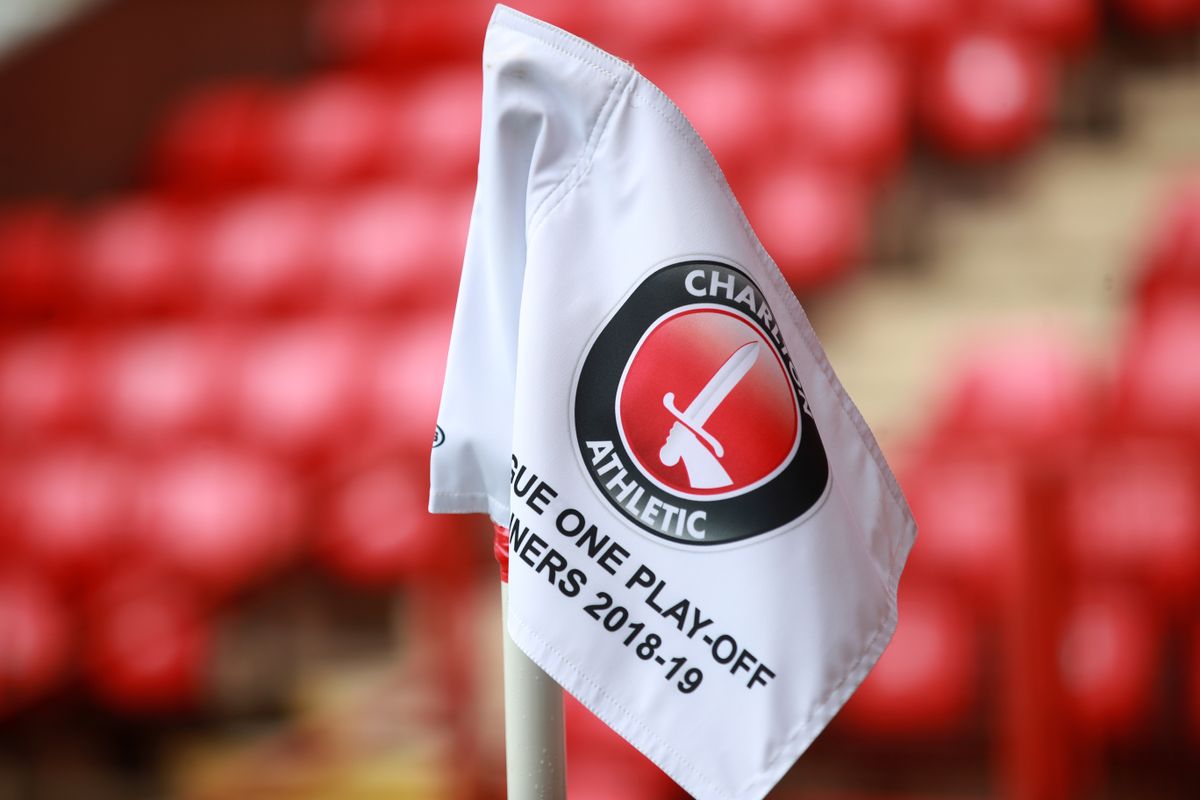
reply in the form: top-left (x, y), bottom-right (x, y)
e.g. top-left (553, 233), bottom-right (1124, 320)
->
top-left (495, 526), bottom-right (567, 799)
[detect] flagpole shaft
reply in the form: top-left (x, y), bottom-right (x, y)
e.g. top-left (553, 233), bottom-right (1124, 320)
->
top-left (496, 528), bottom-right (567, 800)
top-left (501, 584), bottom-right (567, 799)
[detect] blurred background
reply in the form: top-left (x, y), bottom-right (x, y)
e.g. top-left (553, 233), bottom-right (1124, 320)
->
top-left (0, 0), bottom-right (1198, 798)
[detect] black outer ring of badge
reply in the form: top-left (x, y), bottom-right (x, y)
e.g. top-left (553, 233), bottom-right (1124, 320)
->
top-left (574, 260), bottom-right (830, 545)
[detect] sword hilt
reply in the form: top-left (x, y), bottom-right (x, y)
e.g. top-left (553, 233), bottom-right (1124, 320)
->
top-left (658, 419), bottom-right (732, 491)
top-left (662, 392), bottom-right (724, 458)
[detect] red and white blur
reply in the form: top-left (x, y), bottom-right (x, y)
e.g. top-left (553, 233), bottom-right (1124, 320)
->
top-left (0, 0), bottom-right (1197, 798)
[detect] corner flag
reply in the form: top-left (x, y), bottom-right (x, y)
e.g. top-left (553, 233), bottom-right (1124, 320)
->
top-left (430, 7), bottom-right (916, 799)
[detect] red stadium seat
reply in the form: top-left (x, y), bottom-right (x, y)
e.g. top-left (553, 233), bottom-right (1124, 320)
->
top-left (320, 185), bottom-right (467, 310)
top-left (1117, 297), bottom-right (1200, 438)
top-left (269, 75), bottom-right (391, 188)
top-left (985, 0), bottom-right (1098, 57)
top-left (75, 197), bottom-right (197, 315)
top-left (743, 163), bottom-right (867, 290)
top-left (650, 54), bottom-right (773, 179)
top-left (0, 204), bottom-right (73, 316)
top-left (388, 68), bottom-right (482, 185)
top-left (850, 0), bottom-right (962, 56)
top-left (83, 576), bottom-right (212, 713)
top-left (231, 320), bottom-right (366, 462)
top-left (95, 326), bottom-right (232, 446)
top-left (564, 695), bottom-right (677, 800)
top-left (594, 0), bottom-right (715, 55)
top-left (1059, 585), bottom-right (1159, 739)
top-left (567, 760), bottom-right (676, 800)
top-left (1191, 623), bottom-right (1200, 742)
top-left (311, 0), bottom-right (490, 70)
top-left (6, 445), bottom-right (132, 587)
top-left (1064, 441), bottom-right (1200, 606)
top-left (0, 572), bottom-right (70, 717)
top-left (719, 0), bottom-right (833, 48)
top-left (134, 445), bottom-right (302, 596)
top-left (839, 582), bottom-right (979, 735)
top-left (316, 461), bottom-right (463, 587)
top-left (1134, 175), bottom-right (1200, 308)
top-left (0, 332), bottom-right (91, 443)
top-left (365, 314), bottom-right (453, 455)
top-left (919, 32), bottom-right (1054, 159)
top-left (152, 82), bottom-right (279, 197)
top-left (1113, 0), bottom-right (1200, 33)
top-left (198, 192), bottom-right (325, 313)
top-left (783, 41), bottom-right (909, 183)
top-left (899, 448), bottom-right (1025, 605)
top-left (929, 333), bottom-right (1096, 453)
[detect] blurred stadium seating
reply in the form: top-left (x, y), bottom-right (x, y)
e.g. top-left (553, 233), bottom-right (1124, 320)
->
top-left (0, 1), bottom-right (1198, 798)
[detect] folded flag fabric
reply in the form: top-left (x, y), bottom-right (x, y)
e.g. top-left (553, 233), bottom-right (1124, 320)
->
top-left (430, 6), bottom-right (917, 799)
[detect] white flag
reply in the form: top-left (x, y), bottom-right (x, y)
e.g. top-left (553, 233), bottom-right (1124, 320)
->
top-left (430, 7), bottom-right (916, 799)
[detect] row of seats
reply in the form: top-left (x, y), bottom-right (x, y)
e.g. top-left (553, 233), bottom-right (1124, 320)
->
top-left (0, 316), bottom-right (450, 452)
top-left (317, 0), bottom-right (1182, 70)
top-left (3, 3), bottom-right (1194, 312)
top-left (0, 447), bottom-right (469, 717)
top-left (0, 187), bottom-right (468, 318)
top-left (842, 176), bottom-right (1200, 754)
top-left (1, 8), bottom-right (1198, 800)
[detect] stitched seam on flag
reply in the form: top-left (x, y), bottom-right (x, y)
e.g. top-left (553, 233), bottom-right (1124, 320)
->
top-left (886, 517), bottom-right (917, 598)
top-left (528, 73), bottom-right (632, 236)
top-left (491, 6), bottom-right (628, 82)
top-left (487, 496), bottom-right (511, 526)
top-left (428, 491), bottom-right (511, 524)
top-left (526, 74), bottom-right (621, 232)
top-left (428, 489), bottom-right (499, 503)
top-left (505, 608), bottom-right (729, 800)
top-left (489, 7), bottom-right (636, 237)
top-left (747, 602), bottom-right (900, 798)
top-left (427, 490), bottom-right (490, 507)
top-left (509, 615), bottom-right (718, 795)
top-left (831, 450), bottom-right (894, 600)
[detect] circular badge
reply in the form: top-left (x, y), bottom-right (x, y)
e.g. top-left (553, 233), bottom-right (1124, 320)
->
top-left (574, 260), bottom-right (829, 545)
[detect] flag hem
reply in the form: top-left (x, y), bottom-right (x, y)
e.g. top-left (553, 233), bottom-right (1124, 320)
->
top-left (428, 490), bottom-right (510, 526)
top-left (508, 592), bottom-right (903, 800)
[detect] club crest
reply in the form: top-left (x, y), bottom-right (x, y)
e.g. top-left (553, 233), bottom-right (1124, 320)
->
top-left (573, 260), bottom-right (830, 545)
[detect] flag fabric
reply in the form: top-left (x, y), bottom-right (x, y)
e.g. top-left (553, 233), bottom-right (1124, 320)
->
top-left (430, 6), bottom-right (916, 799)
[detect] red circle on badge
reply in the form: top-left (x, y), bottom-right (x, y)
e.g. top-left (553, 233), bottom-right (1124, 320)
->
top-left (617, 308), bottom-right (799, 498)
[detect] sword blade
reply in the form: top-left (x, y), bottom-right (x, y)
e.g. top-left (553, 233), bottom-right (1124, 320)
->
top-left (680, 341), bottom-right (759, 427)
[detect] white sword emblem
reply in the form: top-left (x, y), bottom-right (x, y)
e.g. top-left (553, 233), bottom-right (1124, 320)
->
top-left (659, 341), bottom-right (760, 490)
